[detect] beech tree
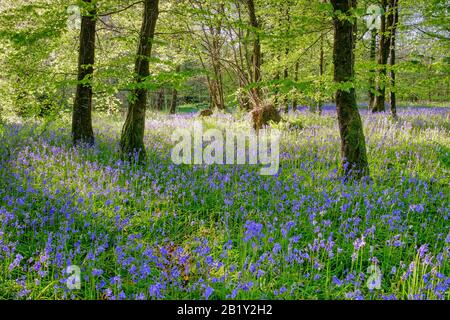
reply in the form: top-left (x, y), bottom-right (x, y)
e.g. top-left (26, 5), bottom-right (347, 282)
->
top-left (245, 0), bottom-right (281, 130)
top-left (372, 0), bottom-right (394, 113)
top-left (331, 0), bottom-right (369, 179)
top-left (120, 0), bottom-right (159, 160)
top-left (72, 0), bottom-right (97, 145)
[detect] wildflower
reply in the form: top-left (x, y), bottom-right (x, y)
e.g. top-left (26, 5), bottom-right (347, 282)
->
top-left (149, 283), bottom-right (164, 299)
top-left (272, 243), bottom-right (282, 254)
top-left (418, 244), bottom-right (428, 258)
top-left (203, 286), bottom-right (214, 300)
top-left (353, 236), bottom-right (366, 251)
top-left (332, 276), bottom-right (343, 287)
top-left (92, 268), bottom-right (103, 277)
top-left (243, 220), bottom-right (263, 242)
top-left (135, 292), bottom-right (146, 300)
top-left (8, 253), bottom-right (24, 271)
top-left (118, 291), bottom-right (126, 300)
top-left (110, 275), bottom-right (121, 286)
top-left (409, 204), bottom-right (425, 213)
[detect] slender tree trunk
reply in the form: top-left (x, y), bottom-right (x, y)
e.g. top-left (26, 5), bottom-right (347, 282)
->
top-left (283, 2), bottom-right (291, 113)
top-left (389, 0), bottom-right (399, 118)
top-left (170, 65), bottom-right (180, 114)
top-left (211, 48), bottom-right (225, 110)
top-left (72, 0), bottom-right (96, 145)
top-left (120, 0), bottom-right (159, 161)
top-left (170, 87), bottom-right (177, 114)
top-left (315, 0), bottom-right (328, 115)
top-left (283, 47), bottom-right (289, 113)
top-left (372, 0), bottom-right (393, 112)
top-left (292, 60), bottom-right (299, 110)
top-left (246, 0), bottom-right (261, 100)
top-left (273, 68), bottom-right (280, 106)
top-left (245, 0), bottom-right (280, 130)
top-left (238, 81), bottom-right (251, 110)
top-left (368, 29), bottom-right (377, 110)
top-left (156, 87), bottom-right (165, 110)
top-left (317, 33), bottom-right (325, 115)
top-left (331, 0), bottom-right (369, 179)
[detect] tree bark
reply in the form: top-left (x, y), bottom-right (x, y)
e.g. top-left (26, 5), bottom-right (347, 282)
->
top-left (245, 0), bottom-right (280, 130)
top-left (331, 0), bottom-right (369, 179)
top-left (120, 0), bottom-right (159, 161)
top-left (283, 48), bottom-right (290, 113)
top-left (283, 2), bottom-right (291, 113)
top-left (372, 0), bottom-right (393, 112)
top-left (170, 87), bottom-right (177, 114)
top-left (246, 0), bottom-right (261, 99)
top-left (170, 65), bottom-right (181, 114)
top-left (72, 0), bottom-right (96, 145)
top-left (291, 60), bottom-right (299, 110)
top-left (368, 29), bottom-right (377, 110)
top-left (389, 0), bottom-right (399, 118)
top-left (211, 38), bottom-right (225, 110)
top-left (317, 33), bottom-right (325, 115)
top-left (155, 87), bottom-right (165, 111)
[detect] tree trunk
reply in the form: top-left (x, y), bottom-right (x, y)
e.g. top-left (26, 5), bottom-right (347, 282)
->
top-left (283, 48), bottom-right (289, 113)
top-left (368, 29), bottom-right (377, 110)
top-left (209, 78), bottom-right (223, 110)
top-left (291, 60), bottom-right (299, 110)
top-left (238, 81), bottom-right (251, 111)
top-left (246, 0), bottom-right (261, 99)
top-left (372, 0), bottom-right (393, 113)
top-left (331, 0), bottom-right (369, 179)
top-left (156, 87), bottom-right (165, 111)
top-left (211, 43), bottom-right (225, 110)
top-left (245, 0), bottom-right (281, 130)
top-left (283, 2), bottom-right (291, 113)
top-left (170, 65), bottom-right (180, 114)
top-left (273, 68), bottom-right (280, 106)
top-left (120, 0), bottom-right (159, 161)
top-left (72, 0), bottom-right (96, 145)
top-left (317, 33), bottom-right (325, 115)
top-left (389, 0), bottom-right (398, 118)
top-left (170, 87), bottom-right (177, 114)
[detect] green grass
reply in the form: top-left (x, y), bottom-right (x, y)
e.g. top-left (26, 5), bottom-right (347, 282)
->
top-left (0, 107), bottom-right (448, 300)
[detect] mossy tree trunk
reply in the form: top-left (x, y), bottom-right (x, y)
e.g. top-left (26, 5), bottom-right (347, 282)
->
top-left (120, 0), bottom-right (159, 161)
top-left (331, 0), bottom-right (369, 179)
top-left (245, 0), bottom-right (280, 130)
top-left (72, 0), bottom-right (96, 145)
top-left (389, 0), bottom-right (399, 118)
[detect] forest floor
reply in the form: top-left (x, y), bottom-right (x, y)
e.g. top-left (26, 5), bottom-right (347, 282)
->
top-left (0, 107), bottom-right (449, 299)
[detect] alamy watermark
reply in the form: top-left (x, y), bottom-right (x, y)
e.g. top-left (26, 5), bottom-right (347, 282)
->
top-left (366, 264), bottom-right (382, 290)
top-left (66, 265), bottom-right (81, 290)
top-left (366, 4), bottom-right (383, 31)
top-left (67, 5), bottom-right (81, 30)
top-left (171, 122), bottom-right (281, 176)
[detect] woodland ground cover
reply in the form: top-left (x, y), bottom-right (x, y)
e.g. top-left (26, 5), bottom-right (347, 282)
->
top-left (0, 106), bottom-right (448, 300)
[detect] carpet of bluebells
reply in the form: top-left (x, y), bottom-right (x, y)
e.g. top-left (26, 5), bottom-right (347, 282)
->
top-left (0, 107), bottom-right (449, 300)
